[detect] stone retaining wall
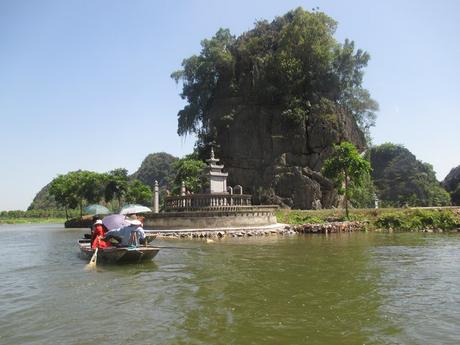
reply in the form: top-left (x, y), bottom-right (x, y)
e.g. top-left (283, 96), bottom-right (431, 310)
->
top-left (144, 208), bottom-right (278, 230)
top-left (147, 221), bottom-right (367, 239)
top-left (291, 221), bottom-right (367, 234)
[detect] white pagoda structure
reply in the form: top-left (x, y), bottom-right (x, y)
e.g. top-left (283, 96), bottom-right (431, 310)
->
top-left (206, 148), bottom-right (228, 194)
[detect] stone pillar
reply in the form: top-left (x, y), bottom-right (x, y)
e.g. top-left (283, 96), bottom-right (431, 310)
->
top-left (181, 181), bottom-right (186, 196)
top-left (374, 193), bottom-right (379, 209)
top-left (227, 186), bottom-right (233, 205)
top-left (153, 180), bottom-right (159, 213)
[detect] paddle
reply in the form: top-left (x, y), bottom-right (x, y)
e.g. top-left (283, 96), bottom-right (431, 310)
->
top-left (85, 248), bottom-right (98, 270)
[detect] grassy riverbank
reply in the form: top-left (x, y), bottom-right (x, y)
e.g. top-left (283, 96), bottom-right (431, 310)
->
top-left (0, 217), bottom-right (67, 224)
top-left (276, 207), bottom-right (460, 231)
top-left (0, 210), bottom-right (73, 225)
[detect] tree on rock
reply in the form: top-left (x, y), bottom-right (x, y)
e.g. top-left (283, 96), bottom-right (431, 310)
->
top-left (322, 142), bottom-right (371, 218)
top-left (171, 7), bottom-right (377, 209)
top-left (172, 8), bottom-right (377, 148)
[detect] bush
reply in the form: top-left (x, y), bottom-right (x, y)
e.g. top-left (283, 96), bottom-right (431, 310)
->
top-left (375, 210), bottom-right (460, 231)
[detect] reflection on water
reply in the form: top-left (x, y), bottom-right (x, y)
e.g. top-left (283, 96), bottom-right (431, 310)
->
top-left (1, 225), bottom-right (460, 344)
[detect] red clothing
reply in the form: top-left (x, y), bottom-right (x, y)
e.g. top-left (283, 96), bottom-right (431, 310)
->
top-left (92, 236), bottom-right (110, 249)
top-left (91, 224), bottom-right (110, 248)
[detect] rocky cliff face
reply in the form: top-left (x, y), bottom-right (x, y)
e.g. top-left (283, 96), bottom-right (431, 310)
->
top-left (28, 182), bottom-right (58, 210)
top-left (211, 99), bottom-right (366, 209)
top-left (443, 165), bottom-right (460, 192)
top-left (369, 144), bottom-right (450, 207)
top-left (443, 165), bottom-right (460, 205)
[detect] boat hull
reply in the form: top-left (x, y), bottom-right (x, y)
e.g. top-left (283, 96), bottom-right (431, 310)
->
top-left (79, 242), bottom-right (159, 264)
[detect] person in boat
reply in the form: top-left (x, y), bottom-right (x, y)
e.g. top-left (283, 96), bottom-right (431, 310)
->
top-left (137, 215), bottom-right (145, 225)
top-left (91, 218), bottom-right (110, 249)
top-left (104, 219), bottom-right (146, 247)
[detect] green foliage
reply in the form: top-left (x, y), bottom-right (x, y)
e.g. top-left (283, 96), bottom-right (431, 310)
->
top-left (171, 28), bottom-right (236, 137)
top-left (0, 209), bottom-right (78, 220)
top-left (48, 169), bottom-right (153, 217)
top-left (276, 208), bottom-right (460, 232)
top-left (169, 155), bottom-right (207, 194)
top-left (49, 173), bottom-right (79, 218)
top-left (125, 179), bottom-right (153, 205)
top-left (104, 169), bottom-right (129, 208)
top-left (349, 171), bottom-right (376, 208)
top-left (172, 7), bottom-right (377, 148)
top-left (375, 209), bottom-right (460, 231)
top-left (276, 210), bottom-right (327, 224)
top-left (370, 143), bottom-right (451, 207)
top-left (322, 141), bottom-right (372, 218)
top-left (30, 152), bottom-right (178, 211)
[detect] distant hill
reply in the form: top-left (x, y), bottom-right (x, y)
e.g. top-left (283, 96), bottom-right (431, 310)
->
top-left (443, 165), bottom-right (460, 205)
top-left (28, 152), bottom-right (178, 210)
top-left (370, 143), bottom-right (450, 207)
top-left (28, 182), bottom-right (59, 210)
top-left (130, 152), bottom-right (178, 189)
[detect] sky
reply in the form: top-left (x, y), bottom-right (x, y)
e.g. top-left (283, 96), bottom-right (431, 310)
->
top-left (1, 0), bottom-right (459, 211)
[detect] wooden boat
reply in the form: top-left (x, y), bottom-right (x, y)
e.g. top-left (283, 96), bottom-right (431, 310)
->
top-left (78, 239), bottom-right (160, 264)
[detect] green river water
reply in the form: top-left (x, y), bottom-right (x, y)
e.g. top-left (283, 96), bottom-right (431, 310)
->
top-left (1, 224), bottom-right (460, 345)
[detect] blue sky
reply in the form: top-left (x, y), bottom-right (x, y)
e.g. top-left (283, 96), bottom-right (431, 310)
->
top-left (1, 0), bottom-right (459, 210)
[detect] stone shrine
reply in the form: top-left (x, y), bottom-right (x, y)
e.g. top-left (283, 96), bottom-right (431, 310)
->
top-left (207, 148), bottom-right (228, 194)
top-left (143, 149), bottom-right (283, 236)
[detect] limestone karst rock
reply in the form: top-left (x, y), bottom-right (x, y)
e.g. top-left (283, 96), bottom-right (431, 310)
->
top-left (213, 101), bottom-right (366, 209)
top-left (443, 165), bottom-right (460, 205)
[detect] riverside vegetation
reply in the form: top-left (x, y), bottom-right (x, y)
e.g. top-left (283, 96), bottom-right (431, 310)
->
top-left (276, 207), bottom-right (460, 232)
top-left (0, 209), bottom-right (76, 224)
top-left (4, 206), bottom-right (459, 234)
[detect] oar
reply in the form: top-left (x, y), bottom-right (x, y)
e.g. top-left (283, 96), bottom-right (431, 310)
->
top-left (85, 248), bottom-right (98, 270)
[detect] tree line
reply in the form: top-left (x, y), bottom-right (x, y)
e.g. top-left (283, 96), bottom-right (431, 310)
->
top-left (49, 168), bottom-right (152, 218)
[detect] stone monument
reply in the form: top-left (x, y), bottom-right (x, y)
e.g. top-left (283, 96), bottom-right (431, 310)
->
top-left (144, 149), bottom-right (283, 236)
top-left (207, 148), bottom-right (228, 194)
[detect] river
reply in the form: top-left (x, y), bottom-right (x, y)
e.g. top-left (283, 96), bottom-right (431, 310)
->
top-left (1, 224), bottom-right (460, 345)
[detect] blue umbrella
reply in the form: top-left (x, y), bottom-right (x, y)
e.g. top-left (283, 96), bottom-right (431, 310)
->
top-left (83, 204), bottom-right (111, 215)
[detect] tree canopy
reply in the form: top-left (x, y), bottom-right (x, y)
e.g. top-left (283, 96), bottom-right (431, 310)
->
top-left (168, 154), bottom-right (208, 195)
top-left (48, 170), bottom-right (153, 217)
top-left (322, 142), bottom-right (371, 218)
top-left (172, 7), bottom-right (378, 150)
